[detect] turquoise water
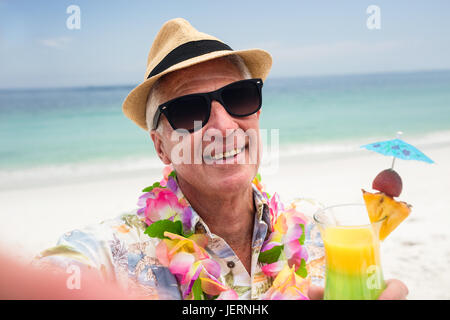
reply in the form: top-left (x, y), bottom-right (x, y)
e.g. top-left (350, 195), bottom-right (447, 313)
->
top-left (262, 71), bottom-right (450, 143)
top-left (1, 70), bottom-right (450, 173)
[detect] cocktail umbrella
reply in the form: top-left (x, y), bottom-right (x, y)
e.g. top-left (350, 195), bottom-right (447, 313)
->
top-left (360, 132), bottom-right (434, 169)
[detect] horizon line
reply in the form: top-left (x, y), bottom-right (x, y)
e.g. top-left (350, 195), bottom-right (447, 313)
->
top-left (1, 68), bottom-right (449, 91)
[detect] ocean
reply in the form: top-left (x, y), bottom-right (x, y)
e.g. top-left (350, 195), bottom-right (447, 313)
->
top-left (1, 70), bottom-right (450, 186)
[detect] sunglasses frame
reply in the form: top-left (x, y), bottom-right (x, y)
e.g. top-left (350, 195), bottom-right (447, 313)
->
top-left (152, 78), bottom-right (263, 132)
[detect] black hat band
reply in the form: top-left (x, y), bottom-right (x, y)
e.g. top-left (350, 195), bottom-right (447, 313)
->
top-left (147, 39), bottom-right (233, 79)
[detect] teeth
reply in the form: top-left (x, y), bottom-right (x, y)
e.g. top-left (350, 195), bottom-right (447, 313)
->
top-left (209, 147), bottom-right (244, 160)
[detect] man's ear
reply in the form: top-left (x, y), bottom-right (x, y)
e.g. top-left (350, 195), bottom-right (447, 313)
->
top-left (150, 130), bottom-right (171, 165)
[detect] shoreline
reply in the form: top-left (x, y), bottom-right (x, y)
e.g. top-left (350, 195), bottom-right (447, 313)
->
top-left (2, 129), bottom-right (450, 191)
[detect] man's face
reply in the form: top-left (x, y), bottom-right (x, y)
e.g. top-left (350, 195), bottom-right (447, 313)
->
top-left (151, 57), bottom-right (261, 196)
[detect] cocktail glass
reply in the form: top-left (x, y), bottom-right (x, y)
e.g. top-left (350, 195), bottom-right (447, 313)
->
top-left (313, 203), bottom-right (386, 300)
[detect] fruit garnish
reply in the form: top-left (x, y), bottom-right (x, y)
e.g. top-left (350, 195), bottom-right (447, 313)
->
top-left (362, 189), bottom-right (411, 241)
top-left (372, 168), bottom-right (403, 198)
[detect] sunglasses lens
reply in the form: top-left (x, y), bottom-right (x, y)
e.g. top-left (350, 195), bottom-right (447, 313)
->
top-left (160, 79), bottom-right (262, 131)
top-left (222, 81), bottom-right (261, 116)
top-left (167, 96), bottom-right (209, 131)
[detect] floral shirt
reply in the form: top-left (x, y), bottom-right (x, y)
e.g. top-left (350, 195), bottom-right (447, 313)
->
top-left (34, 179), bottom-right (325, 300)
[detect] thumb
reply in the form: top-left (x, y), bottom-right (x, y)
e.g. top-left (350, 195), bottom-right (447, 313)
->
top-left (308, 285), bottom-right (324, 300)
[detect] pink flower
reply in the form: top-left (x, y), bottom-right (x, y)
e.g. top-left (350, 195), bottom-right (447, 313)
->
top-left (261, 260), bottom-right (285, 277)
top-left (286, 244), bottom-right (308, 270)
top-left (169, 252), bottom-right (195, 283)
top-left (268, 193), bottom-right (283, 232)
top-left (260, 202), bottom-right (309, 280)
top-left (144, 189), bottom-right (184, 225)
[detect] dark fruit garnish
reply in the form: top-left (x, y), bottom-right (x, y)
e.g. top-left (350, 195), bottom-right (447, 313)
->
top-left (372, 169), bottom-right (403, 198)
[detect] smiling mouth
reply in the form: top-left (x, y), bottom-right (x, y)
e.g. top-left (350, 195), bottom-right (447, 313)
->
top-left (203, 146), bottom-right (245, 162)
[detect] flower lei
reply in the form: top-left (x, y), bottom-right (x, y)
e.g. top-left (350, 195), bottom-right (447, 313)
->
top-left (136, 166), bottom-right (310, 300)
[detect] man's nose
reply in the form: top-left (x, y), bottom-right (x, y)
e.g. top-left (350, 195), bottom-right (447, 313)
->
top-left (204, 100), bottom-right (239, 135)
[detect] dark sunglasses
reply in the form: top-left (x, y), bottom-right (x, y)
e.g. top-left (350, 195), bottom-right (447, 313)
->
top-left (152, 78), bottom-right (263, 132)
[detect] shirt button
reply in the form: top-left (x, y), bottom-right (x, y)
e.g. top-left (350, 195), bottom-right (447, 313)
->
top-left (227, 261), bottom-right (235, 268)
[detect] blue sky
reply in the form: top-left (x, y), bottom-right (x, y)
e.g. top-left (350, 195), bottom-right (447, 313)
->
top-left (0, 0), bottom-right (449, 88)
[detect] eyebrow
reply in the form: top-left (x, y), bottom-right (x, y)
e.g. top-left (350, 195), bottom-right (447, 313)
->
top-left (167, 76), bottom-right (243, 101)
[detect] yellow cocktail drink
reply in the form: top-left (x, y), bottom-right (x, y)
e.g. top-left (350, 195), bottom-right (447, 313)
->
top-left (314, 204), bottom-right (386, 300)
top-left (322, 226), bottom-right (385, 299)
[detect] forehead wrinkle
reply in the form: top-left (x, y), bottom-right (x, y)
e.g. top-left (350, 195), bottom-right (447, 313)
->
top-left (159, 59), bottom-right (243, 101)
top-left (175, 76), bottom-right (243, 97)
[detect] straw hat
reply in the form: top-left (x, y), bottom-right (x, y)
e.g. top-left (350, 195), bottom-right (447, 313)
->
top-left (122, 18), bottom-right (272, 131)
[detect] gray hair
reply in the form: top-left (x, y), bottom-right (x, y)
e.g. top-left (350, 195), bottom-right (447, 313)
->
top-left (146, 54), bottom-right (252, 133)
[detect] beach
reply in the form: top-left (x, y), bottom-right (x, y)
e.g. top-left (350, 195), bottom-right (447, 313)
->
top-left (1, 71), bottom-right (449, 299)
top-left (0, 138), bottom-right (449, 300)
top-left (1, 0), bottom-right (449, 301)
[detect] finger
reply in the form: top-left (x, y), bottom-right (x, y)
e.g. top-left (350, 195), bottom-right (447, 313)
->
top-left (308, 285), bottom-right (324, 300)
top-left (378, 279), bottom-right (409, 300)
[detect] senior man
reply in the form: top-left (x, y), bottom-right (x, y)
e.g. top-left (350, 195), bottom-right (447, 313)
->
top-left (34, 18), bottom-right (408, 300)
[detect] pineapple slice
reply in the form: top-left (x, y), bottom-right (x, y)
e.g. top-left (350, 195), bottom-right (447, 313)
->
top-left (362, 189), bottom-right (412, 241)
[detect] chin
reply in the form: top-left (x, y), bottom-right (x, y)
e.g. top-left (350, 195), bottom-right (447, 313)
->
top-left (205, 164), bottom-right (257, 193)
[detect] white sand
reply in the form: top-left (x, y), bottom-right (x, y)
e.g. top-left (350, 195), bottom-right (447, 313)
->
top-left (1, 143), bottom-right (449, 299)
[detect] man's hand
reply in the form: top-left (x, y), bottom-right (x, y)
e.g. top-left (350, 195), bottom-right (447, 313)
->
top-left (377, 279), bottom-right (409, 300)
top-left (307, 285), bottom-right (325, 300)
top-left (308, 279), bottom-right (409, 300)
top-left (0, 248), bottom-right (134, 299)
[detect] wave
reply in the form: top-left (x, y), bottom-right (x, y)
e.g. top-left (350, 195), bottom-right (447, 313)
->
top-left (276, 130), bottom-right (450, 158)
top-left (0, 156), bottom-right (164, 190)
top-left (2, 130), bottom-right (449, 189)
